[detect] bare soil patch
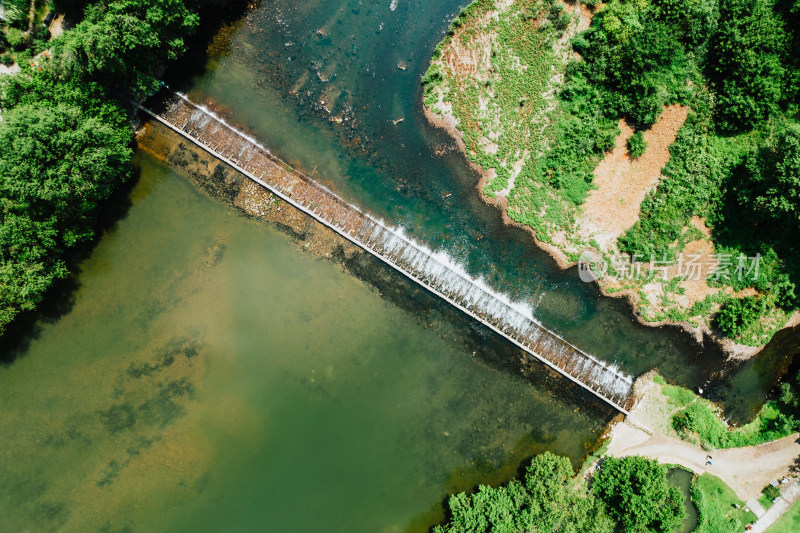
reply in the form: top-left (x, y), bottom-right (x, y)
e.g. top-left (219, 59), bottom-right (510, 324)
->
top-left (577, 104), bottom-right (688, 248)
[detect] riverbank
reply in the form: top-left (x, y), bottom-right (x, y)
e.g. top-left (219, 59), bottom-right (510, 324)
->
top-left (603, 372), bottom-right (800, 499)
top-left (606, 420), bottom-right (799, 502)
top-left (421, 0), bottom-right (800, 359)
top-left (601, 371), bottom-right (800, 531)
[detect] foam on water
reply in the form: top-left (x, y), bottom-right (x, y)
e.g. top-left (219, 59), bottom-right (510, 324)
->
top-left (145, 88), bottom-right (636, 409)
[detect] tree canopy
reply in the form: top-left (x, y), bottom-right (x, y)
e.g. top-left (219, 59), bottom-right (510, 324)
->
top-left (707, 0), bottom-right (788, 132)
top-left (0, 0), bottom-right (202, 334)
top-left (592, 456), bottom-right (686, 533)
top-left (737, 120), bottom-right (800, 228)
top-left (51, 0), bottom-right (200, 97)
top-left (434, 453), bottom-right (685, 533)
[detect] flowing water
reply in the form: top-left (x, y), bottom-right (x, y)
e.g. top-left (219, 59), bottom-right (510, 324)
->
top-left (0, 155), bottom-right (606, 532)
top-left (149, 88), bottom-right (634, 409)
top-left (1, 0), bottom-right (798, 531)
top-left (169, 0), bottom-right (798, 401)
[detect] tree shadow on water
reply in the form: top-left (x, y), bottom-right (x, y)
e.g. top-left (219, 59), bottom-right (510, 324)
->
top-left (0, 164), bottom-right (141, 366)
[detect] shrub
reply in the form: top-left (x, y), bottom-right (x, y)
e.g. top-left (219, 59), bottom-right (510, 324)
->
top-left (627, 131), bottom-right (647, 158)
top-left (763, 484), bottom-right (781, 501)
top-left (1, 1), bottom-right (29, 28)
top-left (707, 0), bottom-right (786, 131)
top-left (714, 296), bottom-right (765, 338)
top-left (672, 399), bottom-right (795, 448)
top-left (5, 28), bottom-right (27, 50)
top-left (736, 120), bottom-right (800, 229)
top-left (593, 456), bottom-right (685, 533)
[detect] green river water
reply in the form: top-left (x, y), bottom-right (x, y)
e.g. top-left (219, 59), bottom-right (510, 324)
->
top-left (1, 0), bottom-right (798, 531)
top-left (0, 156), bottom-right (603, 531)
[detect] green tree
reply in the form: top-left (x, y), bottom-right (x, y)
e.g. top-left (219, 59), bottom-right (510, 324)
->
top-left (593, 456), bottom-right (685, 533)
top-left (651, 0), bottom-right (718, 52)
top-left (434, 452), bottom-right (614, 533)
top-left (0, 0), bottom-right (204, 335)
top-left (707, 0), bottom-right (786, 131)
top-left (0, 77), bottom-right (132, 331)
top-left (714, 296), bottom-right (765, 338)
top-left (576, 1), bottom-right (693, 126)
top-left (737, 120), bottom-right (800, 226)
top-left (627, 131), bottom-right (647, 158)
top-left (524, 452), bottom-right (614, 533)
top-left (775, 0), bottom-right (800, 107)
top-left (51, 0), bottom-right (201, 97)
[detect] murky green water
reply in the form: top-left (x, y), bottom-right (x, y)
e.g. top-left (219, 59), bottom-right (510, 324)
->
top-left (2, 0), bottom-right (798, 531)
top-left (668, 467), bottom-right (699, 533)
top-left (0, 156), bottom-right (604, 532)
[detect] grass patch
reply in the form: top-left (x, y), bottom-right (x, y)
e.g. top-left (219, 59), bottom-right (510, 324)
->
top-left (692, 473), bottom-right (756, 533)
top-left (662, 383), bottom-right (696, 408)
top-left (769, 496), bottom-right (800, 533)
top-left (672, 399), bottom-right (794, 449)
top-left (423, 0), bottom-right (601, 242)
top-left (758, 495), bottom-right (774, 512)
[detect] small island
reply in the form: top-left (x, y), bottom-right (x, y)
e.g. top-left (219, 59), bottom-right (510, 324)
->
top-left (423, 0), bottom-right (800, 355)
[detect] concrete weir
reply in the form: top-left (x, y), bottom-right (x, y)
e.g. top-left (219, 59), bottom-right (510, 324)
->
top-left (138, 89), bottom-right (635, 414)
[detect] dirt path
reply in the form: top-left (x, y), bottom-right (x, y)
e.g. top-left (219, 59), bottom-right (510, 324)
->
top-left (607, 421), bottom-right (800, 500)
top-left (577, 104), bottom-right (688, 249)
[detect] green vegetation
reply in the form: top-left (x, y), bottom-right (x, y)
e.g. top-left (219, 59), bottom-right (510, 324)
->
top-left (672, 400), bottom-right (792, 448)
top-left (714, 296), bottom-right (766, 338)
top-left (707, 0), bottom-right (787, 132)
top-left (671, 369), bottom-right (800, 449)
top-left (434, 452), bottom-right (685, 532)
top-left (425, 0), bottom-right (800, 345)
top-left (593, 456), bottom-right (685, 532)
top-left (661, 381), bottom-right (696, 408)
top-left (762, 483), bottom-right (781, 505)
top-left (422, 0), bottom-right (600, 238)
top-left (0, 1), bottom-right (202, 334)
top-left (613, 0), bottom-right (800, 344)
top-left (627, 131), bottom-right (647, 159)
top-left (1, 1), bottom-right (55, 63)
top-left (769, 497), bottom-right (800, 533)
top-left (691, 473), bottom-right (756, 533)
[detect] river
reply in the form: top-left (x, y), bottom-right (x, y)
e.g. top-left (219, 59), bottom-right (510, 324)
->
top-left (0, 0), bottom-right (796, 531)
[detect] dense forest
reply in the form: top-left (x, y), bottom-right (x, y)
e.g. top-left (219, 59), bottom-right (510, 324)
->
top-left (584, 0), bottom-right (800, 341)
top-left (0, 1), bottom-right (202, 333)
top-left (556, 0), bottom-right (800, 342)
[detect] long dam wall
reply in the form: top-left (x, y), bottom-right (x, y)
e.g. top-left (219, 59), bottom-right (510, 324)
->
top-left (138, 89), bottom-right (636, 414)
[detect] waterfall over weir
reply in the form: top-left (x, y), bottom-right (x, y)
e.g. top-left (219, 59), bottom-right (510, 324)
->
top-left (138, 89), bottom-right (635, 414)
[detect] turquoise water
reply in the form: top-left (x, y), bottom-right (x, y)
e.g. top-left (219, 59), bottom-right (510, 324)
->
top-left (171, 0), bottom-right (800, 394)
top-left (0, 155), bottom-right (604, 532)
